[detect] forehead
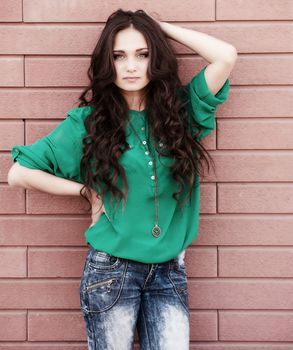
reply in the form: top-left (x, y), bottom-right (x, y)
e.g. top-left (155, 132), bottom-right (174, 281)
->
top-left (113, 27), bottom-right (148, 51)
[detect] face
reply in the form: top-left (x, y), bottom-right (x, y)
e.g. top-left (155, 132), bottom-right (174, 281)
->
top-left (112, 26), bottom-right (150, 100)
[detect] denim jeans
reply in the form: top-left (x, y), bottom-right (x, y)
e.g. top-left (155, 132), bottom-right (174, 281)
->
top-left (79, 244), bottom-right (190, 350)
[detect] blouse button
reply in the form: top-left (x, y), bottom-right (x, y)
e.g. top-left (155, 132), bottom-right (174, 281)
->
top-left (142, 140), bottom-right (147, 145)
top-left (141, 127), bottom-right (145, 131)
top-left (159, 142), bottom-right (163, 147)
top-left (145, 151), bottom-right (149, 155)
top-left (148, 161), bottom-right (153, 166)
top-left (151, 175), bottom-right (155, 180)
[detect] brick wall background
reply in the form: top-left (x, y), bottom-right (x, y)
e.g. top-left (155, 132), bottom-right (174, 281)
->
top-left (1, 0), bottom-right (293, 348)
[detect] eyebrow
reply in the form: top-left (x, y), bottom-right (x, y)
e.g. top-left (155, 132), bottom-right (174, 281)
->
top-left (113, 48), bottom-right (148, 53)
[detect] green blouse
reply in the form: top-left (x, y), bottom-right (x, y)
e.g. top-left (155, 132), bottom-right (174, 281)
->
top-left (11, 65), bottom-right (230, 263)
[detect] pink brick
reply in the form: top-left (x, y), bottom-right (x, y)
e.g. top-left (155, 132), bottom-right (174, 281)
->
top-left (219, 311), bottom-right (293, 341)
top-left (218, 0), bottom-right (293, 20)
top-left (0, 0), bottom-right (22, 22)
top-left (28, 311), bottom-right (86, 341)
top-left (218, 184), bottom-right (293, 213)
top-left (190, 311), bottom-right (218, 341)
top-left (218, 120), bottom-right (293, 149)
top-left (196, 215), bottom-right (293, 246)
top-left (200, 183), bottom-right (217, 214)
top-left (185, 248), bottom-right (217, 278)
top-left (228, 55), bottom-right (293, 85)
top-left (0, 184), bottom-right (25, 213)
top-left (0, 25), bottom-right (102, 55)
top-left (221, 87), bottom-right (293, 118)
top-left (25, 56), bottom-right (90, 87)
top-left (219, 247), bottom-right (293, 277)
top-left (0, 57), bottom-right (24, 86)
top-left (28, 247), bottom-right (88, 277)
top-left (0, 280), bottom-right (79, 309)
top-left (23, 0), bottom-right (214, 22)
top-left (0, 121), bottom-right (24, 150)
top-left (212, 23), bottom-right (293, 53)
top-left (188, 280), bottom-right (293, 309)
top-left (0, 217), bottom-right (90, 246)
top-left (27, 190), bottom-right (88, 214)
top-left (0, 345), bottom-right (87, 350)
top-left (209, 152), bottom-right (293, 182)
top-left (25, 120), bottom-right (61, 144)
top-left (0, 247), bottom-right (27, 277)
top-left (0, 153), bottom-right (13, 182)
top-left (173, 23), bottom-right (293, 54)
top-left (0, 89), bottom-right (80, 119)
top-left (0, 311), bottom-right (26, 340)
top-left (190, 346), bottom-right (293, 350)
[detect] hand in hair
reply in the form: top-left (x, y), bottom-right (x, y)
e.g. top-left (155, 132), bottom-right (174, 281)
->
top-left (144, 10), bottom-right (162, 25)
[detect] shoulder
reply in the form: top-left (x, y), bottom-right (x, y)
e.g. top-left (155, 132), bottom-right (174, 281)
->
top-left (66, 105), bottom-right (95, 123)
top-left (179, 66), bottom-right (230, 107)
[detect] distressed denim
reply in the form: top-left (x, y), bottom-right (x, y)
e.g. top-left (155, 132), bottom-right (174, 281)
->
top-left (79, 244), bottom-right (190, 350)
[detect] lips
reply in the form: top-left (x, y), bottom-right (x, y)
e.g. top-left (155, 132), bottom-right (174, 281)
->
top-left (124, 77), bottom-right (140, 83)
top-left (124, 77), bottom-right (139, 80)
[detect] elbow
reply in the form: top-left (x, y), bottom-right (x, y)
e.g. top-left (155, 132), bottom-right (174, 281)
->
top-left (7, 162), bottom-right (22, 187)
top-left (225, 46), bottom-right (238, 65)
top-left (7, 163), bottom-right (17, 186)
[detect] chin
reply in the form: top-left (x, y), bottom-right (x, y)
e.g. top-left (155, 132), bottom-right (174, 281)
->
top-left (119, 84), bottom-right (148, 92)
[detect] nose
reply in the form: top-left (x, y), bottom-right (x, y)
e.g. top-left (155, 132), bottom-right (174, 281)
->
top-left (126, 57), bottom-right (137, 72)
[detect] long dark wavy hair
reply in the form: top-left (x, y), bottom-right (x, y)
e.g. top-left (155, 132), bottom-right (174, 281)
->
top-left (77, 9), bottom-right (215, 215)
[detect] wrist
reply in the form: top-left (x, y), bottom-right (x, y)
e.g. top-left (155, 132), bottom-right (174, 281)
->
top-left (158, 21), bottom-right (174, 38)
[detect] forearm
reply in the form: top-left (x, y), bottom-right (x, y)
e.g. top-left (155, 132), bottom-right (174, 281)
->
top-left (8, 162), bottom-right (83, 196)
top-left (159, 21), bottom-right (237, 63)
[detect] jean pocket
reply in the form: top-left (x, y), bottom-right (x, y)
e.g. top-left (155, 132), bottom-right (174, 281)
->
top-left (80, 251), bottom-right (128, 314)
top-left (88, 247), bottom-right (122, 271)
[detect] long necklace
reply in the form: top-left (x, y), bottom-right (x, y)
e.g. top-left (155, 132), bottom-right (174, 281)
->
top-left (128, 119), bottom-right (161, 238)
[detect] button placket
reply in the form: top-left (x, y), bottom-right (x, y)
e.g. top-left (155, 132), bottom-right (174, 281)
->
top-left (130, 116), bottom-right (158, 187)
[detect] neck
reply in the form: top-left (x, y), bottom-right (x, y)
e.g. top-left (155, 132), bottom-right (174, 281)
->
top-left (120, 89), bottom-right (146, 111)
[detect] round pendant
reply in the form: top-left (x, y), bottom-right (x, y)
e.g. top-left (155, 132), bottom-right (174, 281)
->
top-left (152, 224), bottom-right (161, 238)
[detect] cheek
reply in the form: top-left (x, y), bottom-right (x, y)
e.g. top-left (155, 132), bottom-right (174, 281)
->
top-left (142, 61), bottom-right (149, 78)
top-left (114, 64), bottom-right (122, 78)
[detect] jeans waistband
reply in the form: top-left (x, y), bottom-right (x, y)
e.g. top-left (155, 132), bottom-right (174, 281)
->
top-left (87, 243), bottom-right (184, 265)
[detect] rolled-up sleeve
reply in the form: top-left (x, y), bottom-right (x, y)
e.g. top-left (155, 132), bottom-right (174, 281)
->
top-left (11, 109), bottom-right (83, 181)
top-left (186, 65), bottom-right (230, 141)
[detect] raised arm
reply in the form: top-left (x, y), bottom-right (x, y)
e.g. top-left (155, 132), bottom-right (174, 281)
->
top-left (150, 15), bottom-right (237, 93)
top-left (148, 17), bottom-right (237, 141)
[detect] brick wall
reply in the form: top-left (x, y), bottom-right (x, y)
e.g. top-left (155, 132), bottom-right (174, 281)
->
top-left (1, 0), bottom-right (293, 348)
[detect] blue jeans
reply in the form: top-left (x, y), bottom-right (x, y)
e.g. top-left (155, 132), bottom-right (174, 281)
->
top-left (79, 244), bottom-right (190, 349)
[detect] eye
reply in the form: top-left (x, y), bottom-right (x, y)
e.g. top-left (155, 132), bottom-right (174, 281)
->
top-left (113, 54), bottom-right (124, 60)
top-left (138, 53), bottom-right (149, 58)
top-left (113, 53), bottom-right (149, 60)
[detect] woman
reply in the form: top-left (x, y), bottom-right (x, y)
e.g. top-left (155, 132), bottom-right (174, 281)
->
top-left (8, 9), bottom-right (237, 350)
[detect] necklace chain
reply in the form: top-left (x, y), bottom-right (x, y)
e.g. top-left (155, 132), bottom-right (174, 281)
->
top-left (128, 118), bottom-right (161, 238)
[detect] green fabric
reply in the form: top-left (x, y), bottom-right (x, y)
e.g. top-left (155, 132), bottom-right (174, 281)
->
top-left (11, 65), bottom-right (230, 263)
